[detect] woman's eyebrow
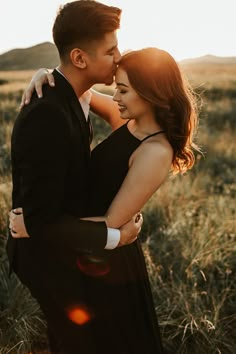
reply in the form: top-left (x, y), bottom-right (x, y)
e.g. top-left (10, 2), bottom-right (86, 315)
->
top-left (116, 82), bottom-right (129, 87)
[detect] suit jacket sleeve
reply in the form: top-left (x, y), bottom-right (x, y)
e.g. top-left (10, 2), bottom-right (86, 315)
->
top-left (12, 102), bottom-right (107, 252)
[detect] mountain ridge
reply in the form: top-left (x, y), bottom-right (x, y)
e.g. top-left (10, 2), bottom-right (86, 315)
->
top-left (0, 42), bottom-right (235, 71)
top-left (0, 42), bottom-right (60, 71)
top-left (180, 54), bottom-right (236, 65)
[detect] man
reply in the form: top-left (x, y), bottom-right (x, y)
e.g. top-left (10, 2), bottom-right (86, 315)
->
top-left (7, 1), bottom-right (142, 352)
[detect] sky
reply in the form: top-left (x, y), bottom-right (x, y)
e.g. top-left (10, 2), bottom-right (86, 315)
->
top-left (0, 0), bottom-right (235, 60)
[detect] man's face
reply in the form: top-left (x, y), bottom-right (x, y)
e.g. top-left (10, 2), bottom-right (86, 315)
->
top-left (85, 31), bottom-right (121, 85)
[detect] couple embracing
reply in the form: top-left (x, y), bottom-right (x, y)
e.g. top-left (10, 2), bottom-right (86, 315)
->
top-left (7, 1), bottom-right (199, 353)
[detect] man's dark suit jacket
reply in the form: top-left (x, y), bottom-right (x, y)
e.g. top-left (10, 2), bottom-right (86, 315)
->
top-left (7, 70), bottom-right (107, 285)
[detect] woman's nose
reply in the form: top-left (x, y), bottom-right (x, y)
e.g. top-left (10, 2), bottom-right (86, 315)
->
top-left (113, 91), bottom-right (120, 102)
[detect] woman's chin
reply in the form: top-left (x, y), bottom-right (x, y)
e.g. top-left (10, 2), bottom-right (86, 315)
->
top-left (119, 111), bottom-right (128, 119)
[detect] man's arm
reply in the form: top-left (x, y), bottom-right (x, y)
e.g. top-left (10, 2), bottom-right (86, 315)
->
top-left (13, 102), bottom-right (108, 252)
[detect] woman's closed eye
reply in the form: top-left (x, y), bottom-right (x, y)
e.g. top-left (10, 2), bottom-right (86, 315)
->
top-left (115, 87), bottom-right (127, 94)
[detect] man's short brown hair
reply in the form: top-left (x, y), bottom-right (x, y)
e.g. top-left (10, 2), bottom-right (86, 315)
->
top-left (53, 0), bottom-right (121, 59)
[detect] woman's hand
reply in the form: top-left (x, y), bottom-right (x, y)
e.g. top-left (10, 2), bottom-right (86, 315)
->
top-left (20, 68), bottom-right (55, 108)
top-left (19, 68), bottom-right (123, 130)
top-left (9, 208), bottom-right (30, 238)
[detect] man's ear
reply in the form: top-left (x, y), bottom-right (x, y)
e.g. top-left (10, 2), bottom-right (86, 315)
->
top-left (70, 48), bottom-right (87, 69)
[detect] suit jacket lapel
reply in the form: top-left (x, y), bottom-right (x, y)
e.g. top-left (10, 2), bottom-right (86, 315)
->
top-left (52, 70), bottom-right (91, 159)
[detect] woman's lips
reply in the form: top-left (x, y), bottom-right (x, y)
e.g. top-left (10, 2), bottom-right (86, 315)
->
top-left (118, 105), bottom-right (126, 113)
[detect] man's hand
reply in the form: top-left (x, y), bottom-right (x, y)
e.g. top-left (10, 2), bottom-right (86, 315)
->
top-left (118, 213), bottom-right (143, 247)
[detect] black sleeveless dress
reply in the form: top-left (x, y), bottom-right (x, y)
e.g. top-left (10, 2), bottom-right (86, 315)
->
top-left (80, 122), bottom-right (164, 354)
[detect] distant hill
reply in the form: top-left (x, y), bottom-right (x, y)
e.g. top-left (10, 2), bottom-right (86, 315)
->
top-left (179, 55), bottom-right (236, 90)
top-left (0, 42), bottom-right (59, 71)
top-left (180, 54), bottom-right (236, 66)
top-left (0, 42), bottom-right (236, 73)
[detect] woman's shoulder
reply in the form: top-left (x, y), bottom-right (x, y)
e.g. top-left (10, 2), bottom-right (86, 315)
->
top-left (130, 135), bottom-right (173, 169)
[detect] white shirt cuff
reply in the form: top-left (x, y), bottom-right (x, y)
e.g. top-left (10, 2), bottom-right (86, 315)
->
top-left (105, 228), bottom-right (120, 249)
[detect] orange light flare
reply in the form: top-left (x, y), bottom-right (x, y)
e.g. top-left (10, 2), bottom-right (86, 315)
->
top-left (76, 254), bottom-right (110, 277)
top-left (67, 305), bottom-right (92, 325)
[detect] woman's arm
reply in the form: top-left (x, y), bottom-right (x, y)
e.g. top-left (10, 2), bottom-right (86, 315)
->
top-left (20, 69), bottom-right (54, 107)
top-left (103, 142), bottom-right (173, 229)
top-left (90, 89), bottom-right (124, 130)
top-left (20, 69), bottom-right (124, 131)
top-left (10, 141), bottom-right (171, 236)
top-left (81, 141), bottom-right (172, 228)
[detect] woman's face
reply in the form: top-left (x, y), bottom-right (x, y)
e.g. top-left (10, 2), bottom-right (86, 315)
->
top-left (113, 67), bottom-right (153, 120)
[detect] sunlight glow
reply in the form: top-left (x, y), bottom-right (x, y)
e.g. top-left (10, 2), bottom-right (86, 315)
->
top-left (0, 0), bottom-right (235, 60)
top-left (67, 305), bottom-right (92, 325)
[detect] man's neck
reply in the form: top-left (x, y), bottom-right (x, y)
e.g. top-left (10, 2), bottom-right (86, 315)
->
top-left (58, 64), bottom-right (92, 98)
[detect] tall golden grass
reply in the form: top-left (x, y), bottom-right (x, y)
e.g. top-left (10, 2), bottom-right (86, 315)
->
top-left (0, 66), bottom-right (235, 353)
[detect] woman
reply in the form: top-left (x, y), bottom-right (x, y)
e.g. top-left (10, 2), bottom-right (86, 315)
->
top-left (10, 47), bottom-right (200, 353)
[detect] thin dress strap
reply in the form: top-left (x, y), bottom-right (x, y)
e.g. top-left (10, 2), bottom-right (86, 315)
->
top-left (141, 130), bottom-right (165, 142)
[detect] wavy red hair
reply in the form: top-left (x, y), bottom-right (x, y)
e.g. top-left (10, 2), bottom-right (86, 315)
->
top-left (119, 48), bottom-right (200, 174)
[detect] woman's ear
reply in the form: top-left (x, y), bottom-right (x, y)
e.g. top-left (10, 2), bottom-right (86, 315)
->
top-left (70, 48), bottom-right (87, 69)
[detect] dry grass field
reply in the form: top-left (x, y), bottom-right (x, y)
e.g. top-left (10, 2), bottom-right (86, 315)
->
top-left (181, 61), bottom-right (236, 89)
top-left (0, 62), bottom-right (235, 353)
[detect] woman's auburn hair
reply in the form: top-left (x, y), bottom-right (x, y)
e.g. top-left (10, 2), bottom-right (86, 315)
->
top-left (119, 48), bottom-right (201, 174)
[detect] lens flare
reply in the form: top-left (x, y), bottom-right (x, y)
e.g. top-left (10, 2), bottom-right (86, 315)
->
top-left (67, 305), bottom-right (91, 325)
top-left (76, 254), bottom-right (110, 277)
